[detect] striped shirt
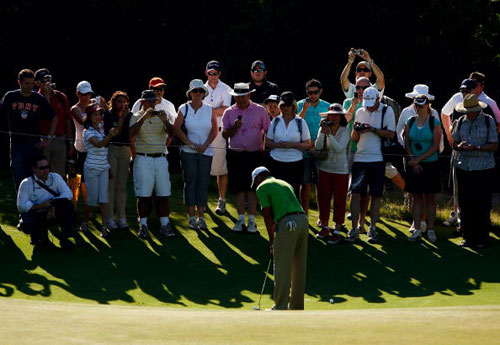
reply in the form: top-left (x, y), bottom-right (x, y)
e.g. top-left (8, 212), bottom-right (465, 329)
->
top-left (452, 112), bottom-right (498, 171)
top-left (83, 124), bottom-right (110, 170)
top-left (130, 109), bottom-right (168, 154)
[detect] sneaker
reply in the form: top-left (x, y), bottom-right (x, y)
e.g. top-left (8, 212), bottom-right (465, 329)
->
top-left (326, 233), bottom-right (342, 245)
top-left (247, 219), bottom-right (257, 234)
top-left (367, 226), bottom-right (378, 244)
top-left (188, 217), bottom-right (198, 230)
top-left (316, 227), bottom-right (331, 239)
top-left (138, 224), bottom-right (149, 239)
top-left (117, 218), bottom-right (129, 230)
top-left (420, 221), bottom-right (427, 233)
top-left (338, 224), bottom-right (349, 233)
top-left (358, 226), bottom-right (367, 235)
top-left (106, 219), bottom-right (119, 231)
top-left (79, 222), bottom-right (89, 233)
top-left (346, 227), bottom-right (359, 242)
top-left (443, 211), bottom-right (458, 226)
top-left (427, 229), bottom-right (437, 243)
top-left (408, 229), bottom-right (422, 242)
top-left (160, 223), bottom-right (175, 237)
top-left (100, 226), bottom-right (110, 238)
top-left (347, 213), bottom-right (352, 220)
top-left (232, 218), bottom-right (246, 232)
top-left (198, 218), bottom-right (208, 231)
top-left (409, 222), bottom-right (416, 233)
top-left (215, 198), bottom-right (226, 215)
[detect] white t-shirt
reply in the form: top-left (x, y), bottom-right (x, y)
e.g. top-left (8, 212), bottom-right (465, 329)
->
top-left (266, 115), bottom-right (310, 162)
top-left (441, 92), bottom-right (500, 123)
top-left (83, 124), bottom-right (110, 171)
top-left (397, 105), bottom-right (440, 146)
top-left (354, 103), bottom-right (395, 163)
top-left (179, 102), bottom-right (215, 156)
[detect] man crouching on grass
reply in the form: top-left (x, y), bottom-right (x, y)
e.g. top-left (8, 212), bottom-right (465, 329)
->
top-left (251, 166), bottom-right (308, 310)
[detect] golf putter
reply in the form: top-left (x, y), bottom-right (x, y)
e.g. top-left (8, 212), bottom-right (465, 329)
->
top-left (253, 256), bottom-right (272, 310)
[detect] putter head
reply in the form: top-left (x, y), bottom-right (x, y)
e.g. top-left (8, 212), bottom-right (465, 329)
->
top-left (252, 306), bottom-right (260, 310)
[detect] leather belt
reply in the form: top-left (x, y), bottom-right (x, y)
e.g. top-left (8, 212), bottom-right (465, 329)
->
top-left (136, 152), bottom-right (165, 158)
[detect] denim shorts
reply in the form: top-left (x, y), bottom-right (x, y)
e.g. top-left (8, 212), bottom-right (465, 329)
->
top-left (351, 161), bottom-right (385, 197)
top-left (301, 155), bottom-right (318, 185)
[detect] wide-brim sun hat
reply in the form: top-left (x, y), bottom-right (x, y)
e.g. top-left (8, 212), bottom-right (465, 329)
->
top-left (455, 94), bottom-right (487, 113)
top-left (320, 103), bottom-right (346, 116)
top-left (229, 82), bottom-right (255, 96)
top-left (186, 79), bottom-right (209, 98)
top-left (405, 84), bottom-right (435, 101)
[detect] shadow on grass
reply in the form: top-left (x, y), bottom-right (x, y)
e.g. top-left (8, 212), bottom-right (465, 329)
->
top-left (1, 170), bottom-right (500, 308)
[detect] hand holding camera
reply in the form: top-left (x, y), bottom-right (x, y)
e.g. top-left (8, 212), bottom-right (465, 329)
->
top-left (354, 122), bottom-right (372, 133)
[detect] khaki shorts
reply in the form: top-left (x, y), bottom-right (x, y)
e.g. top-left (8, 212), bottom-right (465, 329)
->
top-left (210, 131), bottom-right (227, 176)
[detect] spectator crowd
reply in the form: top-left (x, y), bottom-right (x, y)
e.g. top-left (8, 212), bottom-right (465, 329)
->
top-left (2, 49), bottom-right (499, 253)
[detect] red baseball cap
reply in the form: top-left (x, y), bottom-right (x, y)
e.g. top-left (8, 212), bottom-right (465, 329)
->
top-left (149, 77), bottom-right (166, 88)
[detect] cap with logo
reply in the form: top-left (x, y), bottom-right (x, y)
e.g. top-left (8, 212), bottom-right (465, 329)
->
top-left (362, 87), bottom-right (379, 107)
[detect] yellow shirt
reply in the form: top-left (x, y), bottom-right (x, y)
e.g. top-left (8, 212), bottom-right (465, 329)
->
top-left (130, 110), bottom-right (167, 154)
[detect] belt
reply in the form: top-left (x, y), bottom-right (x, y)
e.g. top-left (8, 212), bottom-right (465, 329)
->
top-left (277, 211), bottom-right (304, 223)
top-left (110, 142), bottom-right (130, 147)
top-left (136, 152), bottom-right (165, 158)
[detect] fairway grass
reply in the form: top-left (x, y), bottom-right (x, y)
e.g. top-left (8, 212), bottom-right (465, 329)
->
top-left (1, 298), bottom-right (499, 345)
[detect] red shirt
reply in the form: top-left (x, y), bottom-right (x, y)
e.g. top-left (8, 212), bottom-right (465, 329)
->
top-left (39, 90), bottom-right (72, 136)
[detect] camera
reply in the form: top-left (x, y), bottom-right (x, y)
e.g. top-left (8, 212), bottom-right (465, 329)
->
top-left (354, 122), bottom-right (370, 132)
top-left (353, 49), bottom-right (362, 55)
top-left (322, 120), bottom-right (334, 126)
top-left (415, 143), bottom-right (423, 151)
top-left (237, 115), bottom-right (242, 120)
top-left (152, 111), bottom-right (160, 116)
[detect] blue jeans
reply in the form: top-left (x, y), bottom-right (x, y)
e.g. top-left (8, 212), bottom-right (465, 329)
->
top-left (11, 142), bottom-right (42, 190)
top-left (180, 151), bottom-right (213, 207)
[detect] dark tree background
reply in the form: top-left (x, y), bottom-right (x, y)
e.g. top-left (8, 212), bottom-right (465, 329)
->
top-left (0, 0), bottom-right (499, 166)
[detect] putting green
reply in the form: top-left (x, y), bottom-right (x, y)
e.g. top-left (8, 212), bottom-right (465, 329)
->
top-left (1, 298), bottom-right (499, 344)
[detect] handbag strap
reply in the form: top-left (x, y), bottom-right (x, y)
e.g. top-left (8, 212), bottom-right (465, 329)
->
top-left (34, 176), bottom-right (60, 197)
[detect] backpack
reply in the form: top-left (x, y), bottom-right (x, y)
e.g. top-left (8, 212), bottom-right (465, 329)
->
top-left (380, 104), bottom-right (404, 163)
top-left (381, 95), bottom-right (402, 124)
top-left (272, 116), bottom-right (303, 142)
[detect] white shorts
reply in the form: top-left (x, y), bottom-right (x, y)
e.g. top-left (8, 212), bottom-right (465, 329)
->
top-left (384, 163), bottom-right (399, 179)
top-left (210, 131), bottom-right (228, 176)
top-left (133, 155), bottom-right (171, 197)
top-left (84, 167), bottom-right (109, 206)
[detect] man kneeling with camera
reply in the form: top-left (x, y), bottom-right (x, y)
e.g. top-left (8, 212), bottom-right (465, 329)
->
top-left (17, 156), bottom-right (75, 250)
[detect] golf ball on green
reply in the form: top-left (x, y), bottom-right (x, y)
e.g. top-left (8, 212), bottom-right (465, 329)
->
top-left (329, 298), bottom-right (334, 304)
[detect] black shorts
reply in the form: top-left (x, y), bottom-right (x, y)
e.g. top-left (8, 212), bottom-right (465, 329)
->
top-left (404, 161), bottom-right (441, 194)
top-left (227, 150), bottom-right (264, 193)
top-left (268, 158), bottom-right (304, 197)
top-left (76, 150), bottom-right (87, 181)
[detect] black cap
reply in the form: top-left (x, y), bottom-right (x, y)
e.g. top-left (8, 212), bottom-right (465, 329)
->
top-left (206, 60), bottom-right (221, 72)
top-left (140, 90), bottom-right (158, 101)
top-left (460, 78), bottom-right (477, 90)
top-left (264, 95), bottom-right (280, 104)
top-left (279, 91), bottom-right (295, 106)
top-left (34, 68), bottom-right (52, 82)
top-left (251, 60), bottom-right (267, 71)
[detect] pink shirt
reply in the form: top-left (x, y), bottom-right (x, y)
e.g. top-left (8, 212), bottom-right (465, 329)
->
top-left (222, 102), bottom-right (270, 152)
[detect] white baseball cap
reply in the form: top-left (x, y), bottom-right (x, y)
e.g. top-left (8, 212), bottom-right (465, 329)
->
top-left (76, 81), bottom-right (93, 94)
top-left (362, 86), bottom-right (379, 107)
top-left (250, 166), bottom-right (270, 189)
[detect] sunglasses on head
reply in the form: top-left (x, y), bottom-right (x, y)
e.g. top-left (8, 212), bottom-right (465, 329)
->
top-left (355, 85), bottom-right (369, 90)
top-left (37, 165), bottom-right (50, 170)
top-left (307, 90), bottom-right (320, 95)
top-left (356, 68), bottom-right (370, 73)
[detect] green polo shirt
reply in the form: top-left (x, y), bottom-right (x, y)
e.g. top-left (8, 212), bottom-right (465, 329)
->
top-left (256, 177), bottom-right (304, 223)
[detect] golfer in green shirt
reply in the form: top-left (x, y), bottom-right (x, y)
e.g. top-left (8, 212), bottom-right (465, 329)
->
top-left (251, 166), bottom-right (308, 310)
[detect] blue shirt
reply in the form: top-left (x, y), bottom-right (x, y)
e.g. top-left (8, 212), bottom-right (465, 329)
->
top-left (297, 99), bottom-right (330, 141)
top-left (407, 116), bottom-right (440, 162)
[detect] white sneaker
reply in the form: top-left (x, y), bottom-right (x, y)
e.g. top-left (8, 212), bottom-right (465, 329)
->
top-left (215, 198), bottom-right (226, 215)
top-left (346, 227), bottom-right (359, 242)
top-left (100, 226), bottom-right (110, 238)
top-left (427, 229), bottom-right (437, 243)
top-left (106, 219), bottom-right (118, 231)
top-left (232, 218), bottom-right (245, 232)
top-left (247, 219), bottom-right (257, 234)
top-left (420, 220), bottom-right (427, 233)
top-left (188, 217), bottom-right (198, 230)
top-left (408, 229), bottom-right (422, 242)
top-left (409, 222), bottom-right (416, 233)
top-left (443, 211), bottom-right (458, 226)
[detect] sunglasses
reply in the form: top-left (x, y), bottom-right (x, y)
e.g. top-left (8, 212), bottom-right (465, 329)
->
top-left (460, 89), bottom-right (471, 94)
top-left (355, 85), bottom-right (369, 90)
top-left (208, 72), bottom-right (220, 76)
top-left (356, 68), bottom-right (370, 73)
top-left (151, 87), bottom-right (164, 91)
top-left (37, 165), bottom-right (50, 170)
top-left (191, 88), bottom-right (206, 94)
top-left (307, 90), bottom-right (320, 95)
top-left (252, 68), bottom-right (265, 73)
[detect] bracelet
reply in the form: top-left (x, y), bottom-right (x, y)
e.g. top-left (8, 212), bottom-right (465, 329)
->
top-left (368, 59), bottom-right (374, 65)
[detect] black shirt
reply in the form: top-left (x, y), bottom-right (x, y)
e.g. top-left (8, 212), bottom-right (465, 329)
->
top-left (0, 90), bottom-right (55, 144)
top-left (249, 79), bottom-right (280, 105)
top-left (103, 110), bottom-right (132, 146)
